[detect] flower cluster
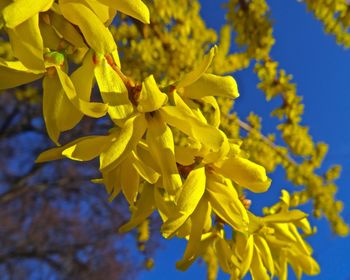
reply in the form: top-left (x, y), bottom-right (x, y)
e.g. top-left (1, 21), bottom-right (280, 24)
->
top-left (0, 1), bottom-right (320, 279)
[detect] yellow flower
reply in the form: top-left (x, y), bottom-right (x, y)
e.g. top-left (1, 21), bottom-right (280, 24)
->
top-left (175, 46), bottom-right (240, 128)
top-left (59, 0), bottom-right (117, 54)
top-left (1, 0), bottom-right (53, 70)
top-left (232, 191), bottom-right (320, 280)
top-left (175, 139), bottom-right (271, 193)
top-left (0, 51), bottom-right (108, 144)
top-left (36, 116), bottom-right (159, 204)
top-left (96, 0), bottom-right (150, 24)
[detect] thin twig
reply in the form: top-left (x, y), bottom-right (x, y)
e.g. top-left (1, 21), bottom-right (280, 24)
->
top-left (238, 118), bottom-right (297, 165)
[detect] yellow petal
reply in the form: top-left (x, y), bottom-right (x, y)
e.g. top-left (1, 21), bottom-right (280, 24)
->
top-left (201, 131), bottom-right (230, 164)
top-left (174, 145), bottom-right (198, 166)
top-left (161, 166), bottom-right (206, 238)
top-left (273, 223), bottom-right (298, 243)
top-left (215, 238), bottom-right (240, 274)
top-left (135, 141), bottom-right (161, 174)
top-left (176, 197), bottom-right (210, 270)
top-left (84, 0), bottom-right (111, 24)
top-left (201, 96), bottom-right (220, 128)
top-left (54, 80), bottom-right (82, 132)
top-left (137, 75), bottom-right (168, 113)
top-left (36, 135), bottom-right (113, 162)
top-left (68, 51), bottom-right (96, 129)
top-left (131, 150), bottom-right (160, 184)
top-left (250, 245), bottom-right (270, 280)
top-left (235, 234), bottom-right (254, 278)
top-left (215, 156), bottom-right (271, 193)
top-left (100, 113), bottom-right (147, 172)
top-left (7, 14), bottom-right (45, 70)
top-left (262, 210), bottom-right (307, 224)
top-left (2, 0), bottom-right (53, 28)
top-left (102, 167), bottom-right (121, 201)
top-left (39, 19), bottom-right (62, 50)
top-left (36, 146), bottom-right (63, 163)
top-left (0, 59), bottom-right (43, 90)
top-left (206, 173), bottom-right (249, 231)
top-left (120, 156), bottom-right (140, 204)
top-left (177, 46), bottom-right (217, 88)
top-left (278, 252), bottom-right (288, 280)
top-left (254, 236), bottom-right (274, 277)
top-left (49, 11), bottom-right (87, 48)
top-left (45, 61), bottom-right (85, 132)
top-left (154, 186), bottom-right (176, 222)
top-left (94, 57), bottom-right (133, 120)
top-left (183, 74), bottom-right (239, 99)
top-left (146, 112), bottom-right (182, 195)
top-left (160, 94), bottom-right (224, 150)
top-left (42, 74), bottom-right (61, 145)
top-left (288, 252), bottom-right (320, 276)
top-left (98, 0), bottom-right (150, 24)
top-left (59, 0), bottom-right (116, 53)
top-left (111, 49), bottom-right (121, 69)
top-left (119, 182), bottom-right (155, 232)
top-left (55, 66), bottom-right (108, 118)
top-left (295, 218), bottom-right (313, 235)
top-left (62, 135), bottom-right (113, 161)
top-left (288, 223), bottom-right (312, 255)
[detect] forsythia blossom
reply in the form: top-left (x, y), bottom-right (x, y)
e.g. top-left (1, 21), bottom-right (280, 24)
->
top-left (0, 0), bottom-right (320, 279)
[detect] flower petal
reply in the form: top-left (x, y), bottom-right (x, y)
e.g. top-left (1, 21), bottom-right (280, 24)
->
top-left (288, 252), bottom-right (320, 276)
top-left (55, 66), bottom-right (108, 118)
top-left (36, 135), bottom-right (113, 162)
top-left (250, 245), bottom-right (270, 280)
top-left (161, 166), bottom-right (206, 238)
top-left (2, 0), bottom-right (53, 28)
top-left (62, 135), bottom-right (113, 161)
top-left (0, 59), bottom-right (43, 90)
top-left (100, 113), bottom-right (147, 172)
top-left (160, 93), bottom-right (224, 150)
top-left (42, 74), bottom-right (62, 145)
top-left (59, 0), bottom-right (116, 53)
top-left (206, 173), bottom-right (249, 231)
top-left (262, 210), bottom-right (307, 224)
top-left (146, 112), bottom-right (182, 195)
top-left (254, 236), bottom-right (274, 277)
top-left (7, 14), bottom-right (45, 70)
top-left (98, 0), bottom-right (150, 24)
top-left (119, 182), bottom-right (155, 232)
top-left (137, 75), bottom-right (168, 113)
top-left (177, 46), bottom-right (216, 88)
top-left (120, 156), bottom-right (140, 204)
top-left (235, 234), bottom-right (254, 278)
top-left (183, 74), bottom-right (239, 99)
top-left (174, 145), bottom-right (198, 166)
top-left (215, 238), bottom-right (240, 274)
top-left (102, 167), bottom-right (121, 201)
top-left (84, 0), bottom-right (111, 24)
top-left (176, 197), bottom-right (210, 270)
top-left (68, 51), bottom-right (96, 128)
top-left (215, 156), bottom-right (271, 193)
top-left (94, 57), bottom-right (133, 120)
top-left (131, 150), bottom-right (160, 184)
top-left (201, 96), bottom-right (220, 128)
top-left (49, 11), bottom-right (87, 48)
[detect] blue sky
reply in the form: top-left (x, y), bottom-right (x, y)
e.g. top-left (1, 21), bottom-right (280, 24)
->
top-left (139, 1), bottom-right (350, 279)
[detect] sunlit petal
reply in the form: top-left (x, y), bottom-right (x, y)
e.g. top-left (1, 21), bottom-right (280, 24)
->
top-left (100, 113), bottom-right (147, 172)
top-left (98, 0), bottom-right (150, 24)
top-left (60, 0), bottom-right (116, 53)
top-left (137, 75), bottom-right (168, 113)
